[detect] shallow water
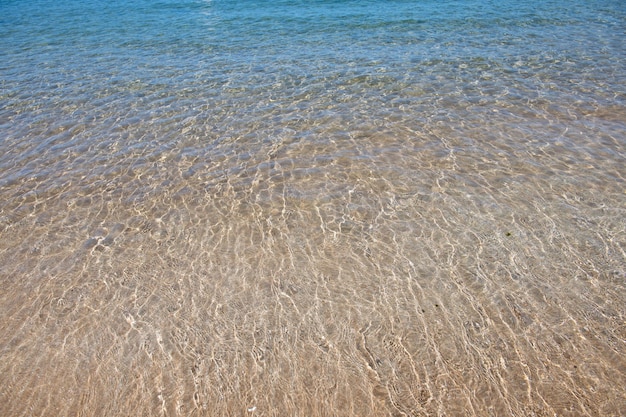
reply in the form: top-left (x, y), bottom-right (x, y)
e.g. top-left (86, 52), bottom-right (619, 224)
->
top-left (1, 0), bottom-right (625, 415)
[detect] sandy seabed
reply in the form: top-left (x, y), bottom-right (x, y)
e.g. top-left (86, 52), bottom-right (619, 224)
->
top-left (1, 121), bottom-right (625, 416)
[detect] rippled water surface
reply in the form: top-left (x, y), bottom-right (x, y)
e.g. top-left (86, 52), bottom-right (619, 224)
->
top-left (1, 0), bottom-right (625, 415)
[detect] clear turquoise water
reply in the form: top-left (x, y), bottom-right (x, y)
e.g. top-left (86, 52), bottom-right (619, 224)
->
top-left (1, 1), bottom-right (625, 416)
top-left (2, 0), bottom-right (624, 205)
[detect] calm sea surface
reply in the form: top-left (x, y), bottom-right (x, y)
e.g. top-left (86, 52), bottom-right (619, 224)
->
top-left (1, 0), bottom-right (625, 415)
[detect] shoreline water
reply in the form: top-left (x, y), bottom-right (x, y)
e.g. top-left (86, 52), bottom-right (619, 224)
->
top-left (1, 0), bottom-right (625, 415)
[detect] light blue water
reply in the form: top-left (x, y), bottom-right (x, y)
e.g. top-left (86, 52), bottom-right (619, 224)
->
top-left (2, 0), bottom-right (625, 198)
top-left (1, 1), bottom-right (625, 416)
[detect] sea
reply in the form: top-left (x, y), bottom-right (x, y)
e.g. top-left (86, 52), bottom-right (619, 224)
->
top-left (1, 0), bottom-right (625, 415)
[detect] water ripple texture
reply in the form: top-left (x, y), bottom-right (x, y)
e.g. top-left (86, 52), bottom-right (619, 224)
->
top-left (1, 0), bottom-right (625, 415)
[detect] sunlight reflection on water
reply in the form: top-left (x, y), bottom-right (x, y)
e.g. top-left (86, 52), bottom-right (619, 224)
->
top-left (0, 0), bottom-right (625, 415)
